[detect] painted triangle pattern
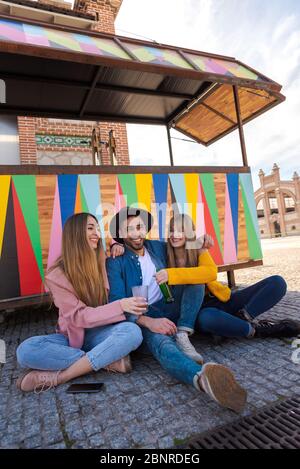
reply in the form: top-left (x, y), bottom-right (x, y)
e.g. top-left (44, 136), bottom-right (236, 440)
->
top-left (0, 172), bottom-right (262, 300)
top-left (226, 173), bottom-right (239, 250)
top-left (12, 181), bottom-right (44, 296)
top-left (199, 178), bottom-right (224, 265)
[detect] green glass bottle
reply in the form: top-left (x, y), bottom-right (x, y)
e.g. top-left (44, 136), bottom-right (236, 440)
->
top-left (156, 268), bottom-right (174, 303)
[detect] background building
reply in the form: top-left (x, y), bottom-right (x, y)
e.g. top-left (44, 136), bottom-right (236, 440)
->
top-left (255, 163), bottom-right (300, 238)
top-left (0, 0), bottom-right (130, 165)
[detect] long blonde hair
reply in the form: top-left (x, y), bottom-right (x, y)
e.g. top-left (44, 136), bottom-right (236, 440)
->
top-left (48, 213), bottom-right (107, 307)
top-left (167, 213), bottom-right (201, 268)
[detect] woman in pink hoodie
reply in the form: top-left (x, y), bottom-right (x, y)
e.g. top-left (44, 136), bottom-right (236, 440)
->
top-left (16, 213), bottom-right (145, 393)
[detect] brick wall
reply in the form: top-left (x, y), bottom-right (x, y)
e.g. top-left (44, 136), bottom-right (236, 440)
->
top-left (18, 0), bottom-right (130, 165)
top-left (35, 118), bottom-right (129, 165)
top-left (17, 117), bottom-right (38, 164)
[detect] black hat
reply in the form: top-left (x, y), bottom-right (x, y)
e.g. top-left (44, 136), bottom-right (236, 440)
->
top-left (109, 206), bottom-right (153, 244)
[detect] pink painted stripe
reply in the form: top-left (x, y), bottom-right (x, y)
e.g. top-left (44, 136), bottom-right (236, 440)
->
top-left (114, 179), bottom-right (125, 211)
top-left (81, 43), bottom-right (101, 55)
top-left (47, 179), bottom-right (62, 272)
top-left (0, 23), bottom-right (27, 42)
top-left (196, 180), bottom-right (205, 238)
top-left (26, 34), bottom-right (50, 47)
top-left (205, 57), bottom-right (228, 75)
top-left (223, 179), bottom-right (237, 264)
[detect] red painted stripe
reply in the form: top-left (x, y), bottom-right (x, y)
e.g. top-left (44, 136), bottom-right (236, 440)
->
top-left (200, 181), bottom-right (223, 265)
top-left (12, 182), bottom-right (44, 296)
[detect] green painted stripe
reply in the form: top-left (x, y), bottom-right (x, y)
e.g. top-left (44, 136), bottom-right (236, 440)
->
top-left (12, 175), bottom-right (44, 280)
top-left (79, 181), bottom-right (89, 213)
top-left (240, 182), bottom-right (262, 259)
top-left (199, 174), bottom-right (223, 254)
top-left (118, 174), bottom-right (138, 207)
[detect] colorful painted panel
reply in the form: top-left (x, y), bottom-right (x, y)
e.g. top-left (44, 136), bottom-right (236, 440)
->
top-left (0, 18), bottom-right (130, 59)
top-left (0, 172), bottom-right (262, 300)
top-left (186, 53), bottom-right (260, 80)
top-left (122, 42), bottom-right (193, 69)
top-left (0, 18), bottom-right (267, 84)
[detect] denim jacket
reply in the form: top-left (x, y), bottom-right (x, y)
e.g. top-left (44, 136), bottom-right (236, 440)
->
top-left (106, 240), bottom-right (168, 321)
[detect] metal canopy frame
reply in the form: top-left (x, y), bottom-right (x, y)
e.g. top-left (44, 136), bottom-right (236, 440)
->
top-left (0, 13), bottom-right (285, 167)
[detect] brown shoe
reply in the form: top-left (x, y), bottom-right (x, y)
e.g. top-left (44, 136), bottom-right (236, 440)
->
top-left (104, 355), bottom-right (132, 373)
top-left (198, 362), bottom-right (247, 413)
top-left (16, 369), bottom-right (61, 393)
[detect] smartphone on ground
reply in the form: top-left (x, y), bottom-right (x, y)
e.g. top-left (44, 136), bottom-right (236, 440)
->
top-left (66, 383), bottom-right (105, 394)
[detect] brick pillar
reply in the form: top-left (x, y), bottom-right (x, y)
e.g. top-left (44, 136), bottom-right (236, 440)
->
top-left (28, 0), bottom-right (130, 166)
top-left (262, 192), bottom-right (272, 237)
top-left (17, 117), bottom-right (37, 164)
top-left (275, 188), bottom-right (287, 236)
top-left (293, 172), bottom-right (300, 221)
top-left (74, 0), bottom-right (122, 33)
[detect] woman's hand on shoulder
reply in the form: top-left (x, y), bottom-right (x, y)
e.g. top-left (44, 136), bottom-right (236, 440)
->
top-left (202, 234), bottom-right (214, 250)
top-left (110, 243), bottom-right (125, 258)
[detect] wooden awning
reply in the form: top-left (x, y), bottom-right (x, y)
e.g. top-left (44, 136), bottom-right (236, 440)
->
top-left (0, 14), bottom-right (285, 144)
top-left (173, 84), bottom-right (281, 145)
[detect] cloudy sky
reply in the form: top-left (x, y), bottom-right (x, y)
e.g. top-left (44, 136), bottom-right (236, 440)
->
top-left (115, 0), bottom-right (300, 189)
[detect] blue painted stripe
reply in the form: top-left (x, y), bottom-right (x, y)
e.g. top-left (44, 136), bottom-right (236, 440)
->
top-left (153, 174), bottom-right (169, 240)
top-left (227, 173), bottom-right (239, 248)
top-left (169, 174), bottom-right (187, 214)
top-left (58, 175), bottom-right (78, 227)
top-left (79, 175), bottom-right (106, 249)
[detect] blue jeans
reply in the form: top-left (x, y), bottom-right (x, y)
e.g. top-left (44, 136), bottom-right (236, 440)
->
top-left (140, 276), bottom-right (286, 387)
top-left (176, 284), bottom-right (205, 334)
top-left (16, 321), bottom-right (143, 372)
top-left (197, 275), bottom-right (287, 338)
top-left (141, 284), bottom-right (205, 387)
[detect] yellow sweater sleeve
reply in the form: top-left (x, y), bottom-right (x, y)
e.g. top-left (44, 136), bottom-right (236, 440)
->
top-left (166, 251), bottom-right (218, 285)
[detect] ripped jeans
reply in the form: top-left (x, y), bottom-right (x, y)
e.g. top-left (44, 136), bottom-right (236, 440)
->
top-left (16, 321), bottom-right (143, 371)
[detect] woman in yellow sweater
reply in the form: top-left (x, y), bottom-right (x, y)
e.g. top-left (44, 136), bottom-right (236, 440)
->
top-left (156, 213), bottom-right (300, 362)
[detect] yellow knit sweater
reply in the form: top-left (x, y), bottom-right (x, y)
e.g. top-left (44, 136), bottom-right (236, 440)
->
top-left (166, 250), bottom-right (231, 302)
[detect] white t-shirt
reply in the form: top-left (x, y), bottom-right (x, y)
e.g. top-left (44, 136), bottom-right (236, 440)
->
top-left (138, 248), bottom-right (163, 305)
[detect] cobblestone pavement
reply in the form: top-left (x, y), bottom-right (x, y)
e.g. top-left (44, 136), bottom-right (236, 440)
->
top-left (0, 289), bottom-right (300, 449)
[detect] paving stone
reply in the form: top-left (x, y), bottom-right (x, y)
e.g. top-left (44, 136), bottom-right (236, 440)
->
top-left (1, 290), bottom-right (299, 449)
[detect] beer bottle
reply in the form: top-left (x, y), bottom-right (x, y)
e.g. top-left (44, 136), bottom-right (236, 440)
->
top-left (156, 268), bottom-right (174, 303)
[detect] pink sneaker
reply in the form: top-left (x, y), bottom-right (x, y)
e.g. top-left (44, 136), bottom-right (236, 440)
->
top-left (104, 355), bottom-right (132, 373)
top-left (16, 369), bottom-right (61, 393)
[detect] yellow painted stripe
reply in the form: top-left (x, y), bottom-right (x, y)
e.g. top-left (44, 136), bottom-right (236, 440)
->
top-left (136, 174), bottom-right (153, 239)
top-left (74, 180), bottom-right (82, 214)
top-left (135, 174), bottom-right (153, 212)
top-left (184, 174), bottom-right (199, 225)
top-left (0, 176), bottom-right (11, 258)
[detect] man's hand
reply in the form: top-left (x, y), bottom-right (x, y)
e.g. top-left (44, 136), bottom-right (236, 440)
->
top-left (155, 269), bottom-right (168, 285)
top-left (120, 297), bottom-right (147, 315)
top-left (141, 317), bottom-right (177, 335)
top-left (110, 243), bottom-right (125, 258)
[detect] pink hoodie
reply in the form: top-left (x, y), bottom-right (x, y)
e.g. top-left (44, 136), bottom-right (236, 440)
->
top-left (45, 266), bottom-right (125, 349)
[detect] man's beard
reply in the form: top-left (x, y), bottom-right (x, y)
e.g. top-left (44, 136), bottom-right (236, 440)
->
top-left (124, 238), bottom-right (145, 252)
